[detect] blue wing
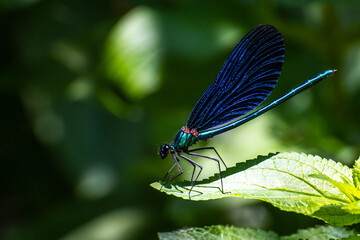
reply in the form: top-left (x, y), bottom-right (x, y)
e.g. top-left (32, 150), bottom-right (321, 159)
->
top-left (186, 24), bottom-right (284, 132)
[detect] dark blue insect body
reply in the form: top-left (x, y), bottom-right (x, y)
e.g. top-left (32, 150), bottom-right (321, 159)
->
top-left (158, 24), bottom-right (336, 198)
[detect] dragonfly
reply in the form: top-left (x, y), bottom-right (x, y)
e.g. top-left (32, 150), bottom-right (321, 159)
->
top-left (158, 24), bottom-right (336, 198)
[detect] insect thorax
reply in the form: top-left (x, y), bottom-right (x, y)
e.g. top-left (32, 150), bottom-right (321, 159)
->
top-left (172, 126), bottom-right (198, 150)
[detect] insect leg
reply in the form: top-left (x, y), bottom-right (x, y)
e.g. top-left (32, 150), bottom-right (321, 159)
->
top-left (160, 153), bottom-right (183, 190)
top-left (188, 147), bottom-right (227, 169)
top-left (178, 152), bottom-right (203, 199)
top-left (186, 150), bottom-right (225, 194)
top-left (160, 162), bottom-right (176, 186)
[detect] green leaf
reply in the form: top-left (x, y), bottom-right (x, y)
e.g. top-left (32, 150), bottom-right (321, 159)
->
top-left (352, 156), bottom-right (360, 189)
top-left (309, 174), bottom-right (360, 202)
top-left (151, 152), bottom-right (360, 226)
top-left (342, 200), bottom-right (360, 214)
top-left (282, 225), bottom-right (356, 240)
top-left (158, 225), bottom-right (279, 240)
top-left (158, 225), bottom-right (357, 240)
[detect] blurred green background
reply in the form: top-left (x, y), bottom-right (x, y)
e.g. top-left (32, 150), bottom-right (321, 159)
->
top-left (2, 0), bottom-right (360, 239)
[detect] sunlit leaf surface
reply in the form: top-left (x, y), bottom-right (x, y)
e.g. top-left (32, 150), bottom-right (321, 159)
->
top-left (152, 152), bottom-right (360, 226)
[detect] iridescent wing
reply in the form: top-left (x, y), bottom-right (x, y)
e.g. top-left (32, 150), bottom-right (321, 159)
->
top-left (186, 24), bottom-right (284, 132)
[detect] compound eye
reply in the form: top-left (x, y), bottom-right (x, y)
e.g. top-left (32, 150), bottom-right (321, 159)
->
top-left (159, 144), bottom-right (170, 159)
